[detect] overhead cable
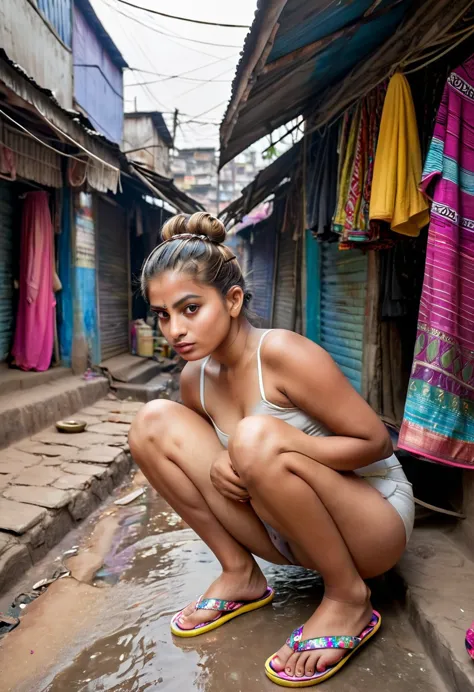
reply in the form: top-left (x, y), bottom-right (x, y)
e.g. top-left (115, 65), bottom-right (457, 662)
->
top-left (114, 0), bottom-right (250, 28)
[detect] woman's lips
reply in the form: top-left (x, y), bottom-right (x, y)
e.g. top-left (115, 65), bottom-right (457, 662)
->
top-left (174, 342), bottom-right (195, 354)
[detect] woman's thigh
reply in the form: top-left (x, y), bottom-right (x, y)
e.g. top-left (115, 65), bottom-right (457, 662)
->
top-left (130, 400), bottom-right (289, 564)
top-left (287, 453), bottom-right (407, 578)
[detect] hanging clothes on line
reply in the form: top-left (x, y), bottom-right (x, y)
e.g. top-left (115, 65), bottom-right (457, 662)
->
top-left (306, 125), bottom-right (338, 241)
top-left (12, 191), bottom-right (55, 372)
top-left (332, 82), bottom-right (387, 249)
top-left (369, 73), bottom-right (430, 237)
top-left (399, 55), bottom-right (474, 469)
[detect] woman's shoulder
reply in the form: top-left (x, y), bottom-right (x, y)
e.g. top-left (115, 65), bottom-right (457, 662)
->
top-left (260, 329), bottom-right (327, 367)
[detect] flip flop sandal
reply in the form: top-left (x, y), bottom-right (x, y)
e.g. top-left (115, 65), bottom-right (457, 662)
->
top-left (466, 621), bottom-right (474, 660)
top-left (264, 610), bottom-right (382, 687)
top-left (170, 586), bottom-right (274, 638)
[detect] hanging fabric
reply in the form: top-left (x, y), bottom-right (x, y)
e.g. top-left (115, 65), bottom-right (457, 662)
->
top-left (399, 56), bottom-right (474, 469)
top-left (306, 126), bottom-right (338, 241)
top-left (12, 191), bottom-right (55, 371)
top-left (369, 73), bottom-right (430, 237)
top-left (332, 83), bottom-right (387, 248)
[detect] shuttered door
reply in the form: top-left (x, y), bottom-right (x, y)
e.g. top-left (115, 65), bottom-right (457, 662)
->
top-left (97, 198), bottom-right (129, 361)
top-left (320, 243), bottom-right (368, 393)
top-left (0, 182), bottom-right (14, 361)
top-left (250, 220), bottom-right (277, 327)
top-left (272, 229), bottom-right (298, 330)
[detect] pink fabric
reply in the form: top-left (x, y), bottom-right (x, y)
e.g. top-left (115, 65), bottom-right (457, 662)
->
top-left (12, 192), bottom-right (54, 372)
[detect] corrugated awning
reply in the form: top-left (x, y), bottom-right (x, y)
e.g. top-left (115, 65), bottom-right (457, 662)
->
top-left (129, 162), bottom-right (205, 214)
top-left (220, 0), bottom-right (474, 167)
top-left (0, 49), bottom-right (122, 193)
top-left (220, 141), bottom-right (301, 224)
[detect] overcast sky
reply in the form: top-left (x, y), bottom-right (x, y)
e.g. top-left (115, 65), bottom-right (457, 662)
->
top-left (91, 0), bottom-right (258, 151)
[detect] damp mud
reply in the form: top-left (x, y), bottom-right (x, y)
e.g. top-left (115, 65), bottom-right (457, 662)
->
top-left (0, 472), bottom-right (445, 692)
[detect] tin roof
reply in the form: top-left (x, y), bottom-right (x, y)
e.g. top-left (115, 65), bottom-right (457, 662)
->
top-left (220, 0), bottom-right (474, 166)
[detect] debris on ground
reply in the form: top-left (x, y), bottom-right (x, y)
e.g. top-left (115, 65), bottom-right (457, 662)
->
top-left (114, 488), bottom-right (146, 506)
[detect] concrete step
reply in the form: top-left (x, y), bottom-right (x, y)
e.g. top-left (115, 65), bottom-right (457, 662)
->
top-left (394, 525), bottom-right (474, 692)
top-left (0, 376), bottom-right (109, 449)
top-left (0, 365), bottom-right (72, 396)
top-left (100, 354), bottom-right (162, 383)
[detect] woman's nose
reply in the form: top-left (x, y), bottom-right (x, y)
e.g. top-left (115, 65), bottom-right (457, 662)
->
top-left (169, 314), bottom-right (186, 341)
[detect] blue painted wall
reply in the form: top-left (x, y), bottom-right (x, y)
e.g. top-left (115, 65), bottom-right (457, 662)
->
top-left (57, 188), bottom-right (73, 365)
top-left (38, 0), bottom-right (72, 47)
top-left (74, 193), bottom-right (100, 366)
top-left (73, 5), bottom-right (124, 143)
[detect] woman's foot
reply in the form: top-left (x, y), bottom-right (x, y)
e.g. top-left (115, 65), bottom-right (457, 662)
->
top-left (272, 585), bottom-right (373, 679)
top-left (177, 559), bottom-right (268, 630)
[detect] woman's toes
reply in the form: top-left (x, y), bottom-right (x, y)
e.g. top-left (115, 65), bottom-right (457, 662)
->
top-left (317, 650), bottom-right (338, 672)
top-left (271, 644), bottom-right (293, 672)
top-left (294, 653), bottom-right (310, 677)
top-left (305, 654), bottom-right (317, 677)
top-left (284, 652), bottom-right (300, 677)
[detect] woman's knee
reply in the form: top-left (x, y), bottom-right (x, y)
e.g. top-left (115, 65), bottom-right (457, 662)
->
top-left (128, 399), bottom-right (180, 461)
top-left (229, 415), bottom-right (283, 482)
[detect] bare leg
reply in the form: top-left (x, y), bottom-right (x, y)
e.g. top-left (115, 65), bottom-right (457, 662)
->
top-left (230, 416), bottom-right (407, 679)
top-left (128, 401), bottom-right (289, 629)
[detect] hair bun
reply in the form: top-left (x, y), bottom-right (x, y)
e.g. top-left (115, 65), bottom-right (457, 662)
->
top-left (161, 212), bottom-right (226, 243)
top-left (187, 212), bottom-right (226, 243)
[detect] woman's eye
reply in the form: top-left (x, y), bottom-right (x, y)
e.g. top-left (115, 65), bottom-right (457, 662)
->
top-left (156, 311), bottom-right (169, 320)
top-left (185, 304), bottom-right (199, 315)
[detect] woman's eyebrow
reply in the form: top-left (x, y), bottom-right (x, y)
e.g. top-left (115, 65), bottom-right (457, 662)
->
top-left (150, 294), bottom-right (202, 311)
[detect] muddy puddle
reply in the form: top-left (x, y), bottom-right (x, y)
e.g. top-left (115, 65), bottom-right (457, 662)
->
top-left (0, 478), bottom-right (445, 692)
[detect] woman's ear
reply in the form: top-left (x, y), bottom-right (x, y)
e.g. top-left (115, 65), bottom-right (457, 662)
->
top-left (226, 285), bottom-right (244, 318)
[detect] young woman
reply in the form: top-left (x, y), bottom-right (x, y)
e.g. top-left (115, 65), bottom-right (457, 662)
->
top-left (129, 212), bottom-right (415, 687)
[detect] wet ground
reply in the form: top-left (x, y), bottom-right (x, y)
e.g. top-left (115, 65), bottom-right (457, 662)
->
top-left (0, 471), bottom-right (446, 692)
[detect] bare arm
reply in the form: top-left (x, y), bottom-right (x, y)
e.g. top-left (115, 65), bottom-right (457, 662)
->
top-left (262, 331), bottom-right (393, 471)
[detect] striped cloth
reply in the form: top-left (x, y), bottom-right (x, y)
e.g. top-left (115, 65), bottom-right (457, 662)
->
top-left (399, 57), bottom-right (474, 468)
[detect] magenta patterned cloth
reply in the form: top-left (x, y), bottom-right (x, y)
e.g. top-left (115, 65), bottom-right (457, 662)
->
top-left (399, 55), bottom-right (474, 468)
top-left (467, 622), bottom-right (474, 660)
top-left (12, 192), bottom-right (55, 372)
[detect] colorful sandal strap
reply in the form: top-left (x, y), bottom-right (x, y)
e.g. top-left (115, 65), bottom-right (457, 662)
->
top-left (286, 611), bottom-right (380, 652)
top-left (195, 596), bottom-right (244, 612)
top-left (296, 635), bottom-right (361, 652)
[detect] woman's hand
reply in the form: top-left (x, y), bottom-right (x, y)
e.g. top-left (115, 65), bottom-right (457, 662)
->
top-left (210, 451), bottom-right (250, 502)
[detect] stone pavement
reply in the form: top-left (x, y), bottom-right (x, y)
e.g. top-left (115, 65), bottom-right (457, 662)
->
top-left (0, 396), bottom-right (142, 595)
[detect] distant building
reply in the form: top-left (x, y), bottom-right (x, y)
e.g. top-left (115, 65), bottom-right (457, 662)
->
top-left (123, 112), bottom-right (173, 177)
top-left (171, 148), bottom-right (260, 215)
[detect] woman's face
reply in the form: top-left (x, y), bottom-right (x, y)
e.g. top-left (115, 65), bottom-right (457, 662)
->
top-left (147, 270), bottom-right (236, 361)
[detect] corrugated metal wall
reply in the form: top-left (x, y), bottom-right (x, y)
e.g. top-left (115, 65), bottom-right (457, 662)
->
top-left (37, 0), bottom-right (72, 47)
top-left (320, 243), bottom-right (368, 392)
top-left (0, 181), bottom-right (14, 362)
top-left (97, 197), bottom-right (129, 361)
top-left (272, 228), bottom-right (298, 330)
top-left (73, 6), bottom-right (124, 143)
top-left (249, 220), bottom-right (277, 327)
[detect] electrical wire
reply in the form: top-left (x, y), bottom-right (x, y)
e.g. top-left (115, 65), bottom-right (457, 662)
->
top-left (101, 0), bottom-right (236, 61)
top-left (100, 1), bottom-right (243, 48)
top-left (181, 100), bottom-right (229, 123)
top-left (114, 0), bottom-right (250, 28)
top-left (173, 66), bottom-right (236, 99)
top-left (127, 74), bottom-right (231, 86)
top-left (0, 108), bottom-right (119, 172)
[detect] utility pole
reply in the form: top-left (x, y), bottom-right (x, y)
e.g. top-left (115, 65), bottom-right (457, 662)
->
top-left (172, 108), bottom-right (179, 151)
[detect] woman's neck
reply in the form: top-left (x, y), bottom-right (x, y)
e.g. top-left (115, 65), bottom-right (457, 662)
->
top-left (211, 318), bottom-right (256, 369)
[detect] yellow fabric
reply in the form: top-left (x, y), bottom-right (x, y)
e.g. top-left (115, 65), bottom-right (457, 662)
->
top-left (369, 73), bottom-right (429, 237)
